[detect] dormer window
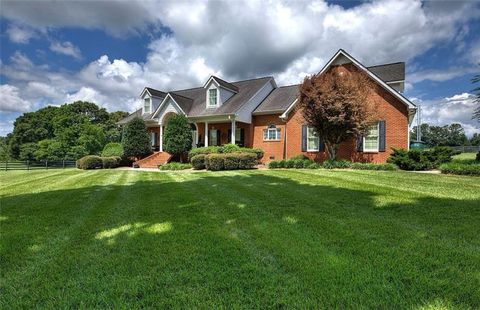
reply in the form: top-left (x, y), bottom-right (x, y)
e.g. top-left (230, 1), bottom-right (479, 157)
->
top-left (144, 98), bottom-right (151, 113)
top-left (208, 89), bottom-right (217, 107)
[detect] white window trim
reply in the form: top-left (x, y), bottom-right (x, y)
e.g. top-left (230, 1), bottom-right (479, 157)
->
top-left (263, 125), bottom-right (281, 141)
top-left (363, 122), bottom-right (380, 153)
top-left (306, 126), bottom-right (320, 152)
top-left (206, 87), bottom-right (219, 108)
top-left (143, 97), bottom-right (152, 114)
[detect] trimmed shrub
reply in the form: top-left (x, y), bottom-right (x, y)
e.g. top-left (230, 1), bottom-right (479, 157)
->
top-left (122, 117), bottom-right (152, 158)
top-left (268, 161), bottom-right (279, 169)
top-left (351, 163), bottom-right (397, 171)
top-left (205, 154), bottom-right (225, 171)
top-left (440, 162), bottom-right (480, 176)
top-left (322, 160), bottom-right (352, 169)
top-left (159, 162), bottom-right (192, 170)
top-left (244, 147), bottom-right (264, 160)
top-left (191, 154), bottom-right (206, 170)
top-left (221, 144), bottom-right (241, 153)
top-left (307, 162), bottom-right (321, 169)
top-left (237, 153), bottom-right (257, 169)
top-left (163, 114), bottom-right (193, 158)
top-left (101, 142), bottom-right (124, 157)
top-left (224, 153), bottom-right (240, 170)
top-left (102, 156), bottom-right (120, 169)
top-left (188, 146), bottom-right (221, 161)
top-left (77, 155), bottom-right (103, 170)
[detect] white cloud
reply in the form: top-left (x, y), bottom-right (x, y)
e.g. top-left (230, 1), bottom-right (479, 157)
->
top-left (5, 24), bottom-right (37, 43)
top-left (49, 41), bottom-right (82, 59)
top-left (412, 93), bottom-right (480, 137)
top-left (0, 84), bottom-right (33, 112)
top-left (409, 67), bottom-right (479, 84)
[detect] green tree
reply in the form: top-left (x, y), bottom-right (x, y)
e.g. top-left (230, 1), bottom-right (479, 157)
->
top-left (19, 143), bottom-right (39, 161)
top-left (163, 114), bottom-right (193, 161)
top-left (411, 123), bottom-right (468, 146)
top-left (122, 117), bottom-right (152, 158)
top-left (470, 133), bottom-right (480, 146)
top-left (77, 124), bottom-right (106, 155)
top-left (0, 136), bottom-right (10, 161)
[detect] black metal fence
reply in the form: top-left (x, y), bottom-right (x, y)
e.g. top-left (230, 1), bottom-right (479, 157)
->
top-left (0, 160), bottom-right (77, 171)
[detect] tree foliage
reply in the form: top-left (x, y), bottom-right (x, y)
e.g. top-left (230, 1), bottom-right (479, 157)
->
top-left (163, 114), bottom-right (193, 159)
top-left (298, 67), bottom-right (377, 159)
top-left (410, 123), bottom-right (469, 146)
top-left (122, 117), bottom-right (152, 158)
top-left (5, 101), bottom-right (127, 160)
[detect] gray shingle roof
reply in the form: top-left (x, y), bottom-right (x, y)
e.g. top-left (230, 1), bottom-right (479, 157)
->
top-left (253, 85), bottom-right (299, 114)
top-left (145, 87), bottom-right (167, 98)
top-left (210, 76), bottom-right (239, 92)
top-left (173, 76), bottom-right (273, 117)
top-left (116, 109), bottom-right (154, 125)
top-left (367, 62), bottom-right (405, 82)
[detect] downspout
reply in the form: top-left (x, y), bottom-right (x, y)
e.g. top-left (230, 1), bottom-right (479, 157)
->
top-left (281, 116), bottom-right (288, 160)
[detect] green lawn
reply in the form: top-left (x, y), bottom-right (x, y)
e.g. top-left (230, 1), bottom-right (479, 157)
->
top-left (1, 169), bottom-right (479, 308)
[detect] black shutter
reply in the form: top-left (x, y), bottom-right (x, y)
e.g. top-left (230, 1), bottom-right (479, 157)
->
top-left (301, 125), bottom-right (307, 152)
top-left (357, 135), bottom-right (363, 152)
top-left (228, 129), bottom-right (232, 143)
top-left (240, 129), bottom-right (245, 146)
top-left (319, 137), bottom-right (325, 152)
top-left (217, 129), bottom-right (221, 146)
top-left (379, 120), bottom-right (386, 152)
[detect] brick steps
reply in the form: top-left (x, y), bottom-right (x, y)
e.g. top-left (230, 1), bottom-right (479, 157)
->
top-left (135, 152), bottom-right (172, 168)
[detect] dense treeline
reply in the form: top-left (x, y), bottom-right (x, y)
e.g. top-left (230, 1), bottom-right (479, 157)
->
top-left (1, 101), bottom-right (128, 161)
top-left (410, 123), bottom-right (479, 146)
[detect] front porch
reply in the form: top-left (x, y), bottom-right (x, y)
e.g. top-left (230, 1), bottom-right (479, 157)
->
top-left (147, 118), bottom-right (252, 152)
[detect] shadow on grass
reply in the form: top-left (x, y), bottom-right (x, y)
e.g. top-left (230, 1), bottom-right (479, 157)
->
top-left (1, 173), bottom-right (479, 308)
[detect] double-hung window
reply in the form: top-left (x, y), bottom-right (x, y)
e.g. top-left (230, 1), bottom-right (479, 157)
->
top-left (363, 123), bottom-right (379, 152)
top-left (209, 130), bottom-right (218, 146)
top-left (307, 126), bottom-right (320, 151)
top-left (263, 124), bottom-right (281, 141)
top-left (208, 89), bottom-right (217, 107)
top-left (144, 98), bottom-right (151, 113)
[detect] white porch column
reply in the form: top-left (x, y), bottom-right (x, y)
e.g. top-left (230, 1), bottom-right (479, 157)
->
top-left (204, 122), bottom-right (209, 147)
top-left (159, 125), bottom-right (163, 152)
top-left (231, 119), bottom-right (236, 145)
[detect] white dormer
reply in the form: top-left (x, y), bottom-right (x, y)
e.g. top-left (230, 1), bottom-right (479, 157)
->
top-left (203, 76), bottom-right (238, 108)
top-left (140, 87), bottom-right (166, 115)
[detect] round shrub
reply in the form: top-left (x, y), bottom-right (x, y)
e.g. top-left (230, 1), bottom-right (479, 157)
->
top-left (277, 160), bottom-right (286, 168)
top-left (191, 154), bottom-right (206, 170)
top-left (307, 162), bottom-right (321, 169)
top-left (188, 146), bottom-right (221, 161)
top-left (221, 144), bottom-right (241, 153)
top-left (205, 153), bottom-right (225, 171)
top-left (293, 159), bottom-right (305, 169)
top-left (268, 161), bottom-right (279, 169)
top-left (101, 142), bottom-right (124, 157)
top-left (102, 156), bottom-right (120, 169)
top-left (76, 155), bottom-right (103, 170)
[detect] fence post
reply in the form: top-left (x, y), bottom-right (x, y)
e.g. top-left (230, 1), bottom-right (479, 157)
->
top-left (5, 160), bottom-right (7, 171)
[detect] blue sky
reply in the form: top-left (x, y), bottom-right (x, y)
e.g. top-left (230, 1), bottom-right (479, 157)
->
top-left (1, 0), bottom-right (479, 136)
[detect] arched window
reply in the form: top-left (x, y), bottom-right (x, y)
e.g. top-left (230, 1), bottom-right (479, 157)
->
top-left (263, 124), bottom-right (281, 141)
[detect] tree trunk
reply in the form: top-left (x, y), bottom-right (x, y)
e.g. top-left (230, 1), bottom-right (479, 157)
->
top-left (326, 142), bottom-right (338, 160)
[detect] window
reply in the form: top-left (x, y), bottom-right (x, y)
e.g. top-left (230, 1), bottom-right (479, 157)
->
top-left (208, 89), bottom-right (217, 107)
top-left (307, 126), bottom-right (319, 151)
top-left (209, 129), bottom-right (218, 146)
top-left (144, 98), bottom-right (151, 113)
top-left (363, 123), bottom-right (379, 152)
top-left (263, 124), bottom-right (281, 141)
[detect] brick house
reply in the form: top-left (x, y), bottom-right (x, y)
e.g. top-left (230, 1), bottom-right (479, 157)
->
top-left (118, 50), bottom-right (417, 167)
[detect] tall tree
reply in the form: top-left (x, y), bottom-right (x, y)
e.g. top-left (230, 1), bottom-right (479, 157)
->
top-left (163, 114), bottom-right (193, 161)
top-left (298, 67), bottom-right (377, 159)
top-left (122, 117), bottom-right (152, 159)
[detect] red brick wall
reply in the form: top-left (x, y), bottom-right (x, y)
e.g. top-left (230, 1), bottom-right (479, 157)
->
top-left (251, 65), bottom-right (410, 163)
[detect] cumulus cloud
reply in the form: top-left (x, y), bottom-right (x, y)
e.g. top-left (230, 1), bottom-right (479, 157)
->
top-left (49, 41), bottom-right (82, 59)
top-left (408, 66), bottom-right (479, 84)
top-left (412, 93), bottom-right (479, 136)
top-left (0, 84), bottom-right (33, 112)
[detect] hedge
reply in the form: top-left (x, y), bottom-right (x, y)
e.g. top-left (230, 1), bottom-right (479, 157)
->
top-left (102, 156), bottom-right (121, 169)
top-left (205, 154), bottom-right (225, 171)
top-left (351, 163), bottom-right (397, 171)
top-left (440, 162), bottom-right (480, 176)
top-left (191, 154), bottom-right (206, 170)
top-left (76, 155), bottom-right (103, 170)
top-left (268, 160), bottom-right (395, 170)
top-left (159, 162), bottom-right (192, 170)
top-left (388, 146), bottom-right (456, 171)
top-left (188, 145), bottom-right (264, 161)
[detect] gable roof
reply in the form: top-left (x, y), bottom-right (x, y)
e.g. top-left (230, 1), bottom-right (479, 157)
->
top-left (116, 108), bottom-right (152, 125)
top-left (144, 87), bottom-right (167, 98)
top-left (253, 85), bottom-right (299, 115)
top-left (367, 62), bottom-right (405, 82)
top-left (205, 75), bottom-right (240, 93)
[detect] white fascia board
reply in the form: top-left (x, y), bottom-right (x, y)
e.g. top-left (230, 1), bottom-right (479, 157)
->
top-left (279, 98), bottom-right (298, 119)
top-left (151, 93), bottom-right (186, 119)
